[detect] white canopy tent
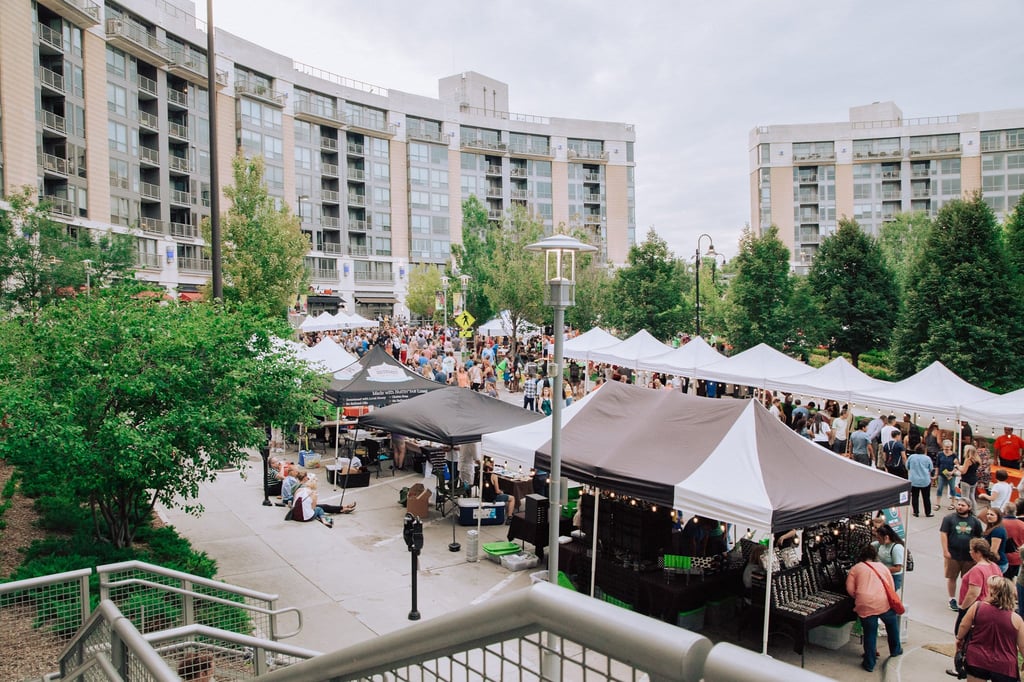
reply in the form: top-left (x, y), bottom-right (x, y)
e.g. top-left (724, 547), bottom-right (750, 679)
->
top-left (636, 337), bottom-right (726, 378)
top-left (481, 391), bottom-right (596, 470)
top-left (477, 310), bottom-right (542, 338)
top-left (299, 311), bottom-right (342, 332)
top-left (587, 329), bottom-right (672, 369)
top-left (697, 343), bottom-right (809, 387)
top-left (849, 360), bottom-right (997, 422)
top-left (561, 327), bottom-right (620, 362)
top-left (763, 356), bottom-right (890, 404)
top-left (297, 336), bottom-right (359, 374)
top-left (960, 388), bottom-right (1024, 430)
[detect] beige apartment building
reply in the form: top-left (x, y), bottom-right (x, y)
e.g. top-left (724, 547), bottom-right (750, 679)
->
top-left (0, 0), bottom-right (636, 318)
top-left (749, 101), bottom-right (1024, 272)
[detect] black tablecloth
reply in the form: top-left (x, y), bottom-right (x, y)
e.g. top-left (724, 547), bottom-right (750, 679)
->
top-left (747, 599), bottom-right (856, 656)
top-left (507, 513), bottom-right (572, 560)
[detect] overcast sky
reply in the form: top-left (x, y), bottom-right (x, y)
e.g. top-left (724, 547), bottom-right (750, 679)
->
top-left (209, 0), bottom-right (1023, 259)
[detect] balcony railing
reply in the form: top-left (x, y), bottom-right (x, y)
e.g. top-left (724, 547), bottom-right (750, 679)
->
top-left (39, 66), bottom-right (65, 93)
top-left (880, 189), bottom-right (901, 200)
top-left (105, 18), bottom-right (170, 64)
top-left (137, 73), bottom-right (158, 97)
top-left (237, 79), bottom-right (286, 107)
top-left (346, 168), bottom-right (365, 181)
top-left (168, 48), bottom-right (208, 85)
top-left (347, 194), bottom-right (366, 207)
top-left (347, 142), bottom-right (364, 156)
top-left (138, 110), bottom-right (159, 130)
top-left (882, 170), bottom-right (901, 179)
top-left (486, 187), bottom-right (502, 198)
top-left (140, 182), bottom-right (160, 200)
top-left (347, 220), bottom-right (369, 232)
top-left (461, 138), bottom-right (505, 152)
top-left (797, 174), bottom-right (818, 184)
top-left (582, 192), bottom-right (602, 202)
top-left (168, 155), bottom-right (190, 173)
top-left (486, 165), bottom-right (502, 176)
top-left (583, 215), bottom-right (603, 226)
top-left (169, 221), bottom-right (198, 238)
top-left (321, 242), bottom-right (343, 254)
top-left (912, 187), bottom-right (932, 198)
top-left (169, 189), bottom-right (192, 205)
top-left (39, 109), bottom-right (66, 135)
top-left (321, 216), bottom-right (340, 228)
top-left (37, 0), bottom-right (100, 28)
top-left (139, 146), bottom-right (160, 165)
top-left (139, 217), bottom-right (165, 235)
top-left (487, 210), bottom-right (504, 220)
top-left (321, 190), bottom-right (340, 203)
top-left (347, 116), bottom-right (396, 136)
top-left (38, 151), bottom-right (69, 176)
top-left (508, 143), bottom-right (551, 156)
top-left (349, 245), bottom-right (369, 257)
top-left (321, 163), bottom-right (339, 177)
top-left (583, 172), bottom-right (602, 182)
top-left (135, 252), bottom-right (161, 269)
top-left (568, 147), bottom-right (608, 160)
top-left (510, 166), bottom-right (527, 177)
top-left (167, 88), bottom-right (189, 108)
top-left (167, 121), bottom-right (189, 140)
top-left (42, 194), bottom-right (76, 216)
top-left (313, 268), bottom-right (338, 281)
top-left (320, 136), bottom-right (338, 151)
top-left (407, 128), bottom-right (444, 143)
top-left (511, 189), bottom-right (529, 200)
top-left (37, 23), bottom-right (64, 51)
top-left (178, 256), bottom-right (211, 272)
top-left (354, 271), bottom-right (394, 283)
top-left (293, 98), bottom-right (343, 123)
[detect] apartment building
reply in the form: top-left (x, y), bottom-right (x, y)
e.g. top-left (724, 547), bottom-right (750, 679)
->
top-left (0, 0), bottom-right (636, 318)
top-left (749, 101), bottom-right (1024, 272)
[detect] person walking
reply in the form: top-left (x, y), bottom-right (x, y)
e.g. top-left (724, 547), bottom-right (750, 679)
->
top-left (846, 544), bottom-right (902, 673)
top-left (951, 575), bottom-right (1024, 681)
top-left (960, 444), bottom-right (982, 505)
top-left (908, 443), bottom-right (936, 517)
top-left (938, 440), bottom-right (962, 510)
top-left (942, 498), bottom-right (985, 612)
top-left (954, 538), bottom-right (1003, 634)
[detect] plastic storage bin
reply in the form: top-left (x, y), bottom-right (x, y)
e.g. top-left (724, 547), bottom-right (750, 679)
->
top-left (676, 606), bottom-right (705, 631)
top-left (808, 621), bottom-right (854, 650)
top-left (501, 552), bottom-right (539, 571)
top-left (705, 596), bottom-right (738, 627)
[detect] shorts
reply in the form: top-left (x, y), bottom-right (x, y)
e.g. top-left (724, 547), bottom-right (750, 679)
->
top-left (965, 663), bottom-right (1018, 682)
top-left (944, 557), bottom-right (976, 581)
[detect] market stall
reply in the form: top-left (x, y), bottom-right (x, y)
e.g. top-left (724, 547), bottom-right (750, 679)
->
top-left (635, 336), bottom-right (725, 378)
top-left (324, 346), bottom-right (445, 408)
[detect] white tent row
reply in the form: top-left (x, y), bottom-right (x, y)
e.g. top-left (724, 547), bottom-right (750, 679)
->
top-left (299, 311), bottom-right (379, 332)
top-left (477, 310), bottom-right (542, 338)
top-left (481, 390), bottom-right (596, 470)
top-left (296, 336), bottom-right (359, 374)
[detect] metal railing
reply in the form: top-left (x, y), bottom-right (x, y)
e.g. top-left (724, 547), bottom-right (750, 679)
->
top-left (293, 60), bottom-right (389, 97)
top-left (39, 150), bottom-right (70, 175)
top-left (168, 155), bottom-right (190, 173)
top-left (44, 194), bottom-right (76, 216)
top-left (346, 167), bottom-right (365, 180)
top-left (178, 257), bottom-right (211, 272)
top-left (140, 217), bottom-right (165, 235)
top-left (167, 88), bottom-right (189, 108)
top-left (169, 222), bottom-right (197, 238)
top-left (137, 73), bottom-right (158, 96)
top-left (39, 65), bottom-right (65, 92)
top-left (141, 182), bottom-right (161, 200)
top-left (39, 109), bottom-right (67, 134)
top-left (321, 162), bottom-right (339, 176)
top-left (139, 110), bottom-right (159, 129)
top-left (140, 146), bottom-right (160, 165)
top-left (238, 79), bottom-right (287, 106)
top-left (347, 142), bottom-right (364, 155)
top-left (320, 136), bottom-right (338, 150)
top-left (354, 271), bottom-right (394, 283)
top-left (321, 190), bottom-right (340, 203)
top-left (168, 121), bottom-right (190, 140)
top-left (347, 194), bottom-right (366, 206)
top-left (105, 18), bottom-right (169, 61)
top-left (136, 252), bottom-right (161, 268)
top-left (293, 98), bottom-right (344, 123)
top-left (37, 22), bottom-right (64, 51)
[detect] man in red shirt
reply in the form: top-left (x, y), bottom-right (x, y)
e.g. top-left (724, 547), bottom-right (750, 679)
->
top-left (994, 427), bottom-right (1024, 468)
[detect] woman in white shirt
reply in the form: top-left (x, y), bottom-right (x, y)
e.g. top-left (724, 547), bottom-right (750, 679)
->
top-left (831, 406), bottom-right (852, 454)
top-left (810, 412), bottom-right (832, 446)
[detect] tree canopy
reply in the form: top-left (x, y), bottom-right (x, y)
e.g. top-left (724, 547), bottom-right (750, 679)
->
top-left (724, 226), bottom-right (793, 351)
top-left (450, 196), bottom-right (495, 325)
top-left (405, 262), bottom-right (444, 320)
top-left (891, 193), bottom-right (1024, 391)
top-left (605, 228), bottom-right (687, 340)
top-left (807, 218), bottom-right (899, 366)
top-left (0, 289), bottom-right (324, 547)
top-left (878, 212), bottom-right (933, 298)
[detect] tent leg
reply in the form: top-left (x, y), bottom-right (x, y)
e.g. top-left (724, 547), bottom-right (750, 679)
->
top-left (589, 489), bottom-right (600, 597)
top-left (333, 407), bottom-right (340, 490)
top-left (761, 535), bottom-right (775, 656)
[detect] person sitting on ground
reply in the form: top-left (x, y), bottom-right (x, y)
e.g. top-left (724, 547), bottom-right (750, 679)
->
top-left (292, 473), bottom-right (355, 526)
top-left (280, 466), bottom-right (301, 507)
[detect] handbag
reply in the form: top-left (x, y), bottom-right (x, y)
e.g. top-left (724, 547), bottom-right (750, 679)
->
top-left (866, 562), bottom-right (906, 615)
top-left (954, 625), bottom-right (973, 679)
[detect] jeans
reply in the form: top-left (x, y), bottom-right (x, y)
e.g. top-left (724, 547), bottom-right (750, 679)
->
top-left (911, 486), bottom-right (932, 516)
top-left (937, 474), bottom-right (959, 500)
top-left (861, 608), bottom-right (901, 671)
top-left (523, 396), bottom-right (535, 411)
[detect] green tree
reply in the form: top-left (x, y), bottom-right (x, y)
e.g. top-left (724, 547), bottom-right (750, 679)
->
top-left (785, 275), bottom-right (829, 361)
top-left (450, 196), bottom-right (495, 324)
top-left (891, 193), bottom-right (1024, 391)
top-left (878, 212), bottom-right (933, 297)
top-left (405, 262), bottom-right (444, 320)
top-left (807, 218), bottom-right (899, 367)
top-left (1005, 194), bottom-right (1024, 281)
top-left (0, 186), bottom-right (135, 318)
top-left (605, 229), bottom-right (687, 340)
top-left (205, 155), bottom-right (310, 316)
top-left (479, 206), bottom-right (546, 357)
top-left (0, 289), bottom-right (324, 548)
top-left (566, 256), bottom-right (614, 331)
top-left (724, 226), bottom-right (793, 351)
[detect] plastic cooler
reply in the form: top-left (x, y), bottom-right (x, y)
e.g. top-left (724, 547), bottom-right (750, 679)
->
top-left (808, 621), bottom-right (854, 650)
top-left (457, 499), bottom-right (505, 526)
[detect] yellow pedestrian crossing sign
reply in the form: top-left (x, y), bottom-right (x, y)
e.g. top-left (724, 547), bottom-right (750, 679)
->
top-left (455, 311), bottom-right (475, 329)
top-left (459, 330), bottom-right (473, 338)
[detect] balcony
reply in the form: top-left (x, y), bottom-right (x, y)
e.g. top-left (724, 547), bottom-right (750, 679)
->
top-left (135, 252), bottom-right (161, 269)
top-left (910, 145), bottom-right (962, 157)
top-left (346, 167), bottom-right (365, 181)
top-left (38, 151), bottom-right (69, 177)
top-left (347, 194), bottom-right (366, 207)
top-left (42, 194), bottom-right (76, 217)
top-left (137, 74), bottom-right (158, 98)
top-left (138, 110), bottom-right (159, 131)
top-left (169, 188), bottom-right (192, 206)
top-left (38, 0), bottom-right (100, 29)
top-left (882, 170), bottom-right (901, 180)
top-left (510, 166), bottom-right (527, 178)
top-left (486, 187), bottom-right (503, 198)
top-left (487, 210), bottom-right (504, 221)
top-left (321, 242), bottom-right (344, 255)
top-left (880, 189), bottom-right (901, 200)
top-left (486, 165), bottom-right (502, 176)
top-left (293, 98), bottom-right (343, 125)
top-left (508, 143), bottom-right (551, 157)
top-left (347, 116), bottom-right (396, 137)
top-left (168, 48), bottom-right (208, 86)
top-left (511, 189), bottom-right (529, 200)
top-left (320, 136), bottom-right (338, 151)
top-left (911, 187), bottom-right (931, 198)
top-left (347, 220), bottom-right (369, 232)
top-left (178, 256), bottom-right (211, 273)
top-left (349, 244), bottom-right (369, 257)
top-left (140, 182), bottom-right (160, 201)
top-left (108, 172), bottom-right (129, 190)
top-left (236, 79), bottom-right (286, 108)
top-left (38, 109), bottom-right (66, 136)
top-left (797, 193), bottom-right (819, 203)
top-left (37, 23), bottom-right (64, 53)
top-left (583, 215), bottom-right (603, 226)
top-left (312, 268), bottom-right (338, 282)
top-left (105, 19), bottom-right (170, 66)
top-left (347, 142), bottom-right (364, 156)
top-left (168, 155), bottom-right (190, 173)
top-left (167, 88), bottom-right (189, 109)
top-left (321, 163), bottom-right (339, 177)
top-left (139, 217), bottom-right (165, 235)
top-left (792, 151), bottom-right (835, 163)
top-left (583, 172), bottom-right (602, 183)
top-left (167, 121), bottom-right (189, 141)
top-left (407, 128), bottom-right (444, 143)
top-left (582, 192), bottom-right (602, 203)
top-left (797, 174), bottom-right (818, 184)
top-left (321, 216), bottom-right (340, 228)
top-left (38, 66), bottom-right (65, 94)
top-left (321, 190), bottom-right (340, 204)
top-left (139, 146), bottom-right (160, 166)
top-left (355, 271), bottom-right (395, 283)
top-left (169, 221), bottom-right (198, 238)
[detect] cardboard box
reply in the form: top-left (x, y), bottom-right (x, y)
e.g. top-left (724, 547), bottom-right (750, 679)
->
top-left (457, 498), bottom-right (505, 526)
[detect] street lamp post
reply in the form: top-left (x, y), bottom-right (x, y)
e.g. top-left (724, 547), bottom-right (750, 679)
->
top-left (440, 275), bottom-right (450, 330)
top-left (459, 273), bottom-right (471, 362)
top-left (525, 235), bottom-right (596, 588)
top-left (81, 259), bottom-right (93, 295)
top-left (694, 234), bottom-right (717, 338)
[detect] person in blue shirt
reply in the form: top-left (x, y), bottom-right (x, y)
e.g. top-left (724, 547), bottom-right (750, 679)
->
top-left (937, 440), bottom-right (962, 510)
top-left (907, 443), bottom-right (936, 517)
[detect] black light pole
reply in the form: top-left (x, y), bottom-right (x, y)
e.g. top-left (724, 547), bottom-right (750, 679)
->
top-left (694, 234), bottom-right (716, 337)
top-left (206, 0), bottom-right (222, 301)
top-left (260, 446), bottom-right (273, 506)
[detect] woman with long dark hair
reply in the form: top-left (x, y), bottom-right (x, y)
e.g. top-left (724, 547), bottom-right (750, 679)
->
top-left (872, 524), bottom-right (906, 591)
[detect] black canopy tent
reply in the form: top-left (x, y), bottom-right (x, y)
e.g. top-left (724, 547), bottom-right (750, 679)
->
top-left (324, 346), bottom-right (445, 407)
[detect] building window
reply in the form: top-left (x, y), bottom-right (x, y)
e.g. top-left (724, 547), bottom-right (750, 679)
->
top-left (373, 187), bottom-right (390, 207)
top-left (107, 84), bottom-right (127, 116)
top-left (410, 191), bottom-right (429, 209)
top-left (106, 46), bottom-right (126, 77)
top-left (409, 143), bottom-right (429, 164)
top-left (108, 121), bottom-right (128, 153)
top-left (430, 169), bottom-right (448, 189)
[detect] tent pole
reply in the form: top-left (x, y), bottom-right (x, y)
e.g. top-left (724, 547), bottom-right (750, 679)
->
top-left (589, 488), bottom-right (600, 597)
top-left (475, 448), bottom-right (484, 561)
top-left (761, 534), bottom-right (775, 656)
top-left (333, 407), bottom-right (341, 490)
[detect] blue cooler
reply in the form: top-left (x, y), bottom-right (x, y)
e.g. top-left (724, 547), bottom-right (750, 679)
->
top-left (458, 499), bottom-right (505, 526)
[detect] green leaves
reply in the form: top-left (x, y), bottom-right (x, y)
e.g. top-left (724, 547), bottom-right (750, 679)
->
top-left (606, 229), bottom-right (687, 340)
top-left (725, 226), bottom-right (793, 351)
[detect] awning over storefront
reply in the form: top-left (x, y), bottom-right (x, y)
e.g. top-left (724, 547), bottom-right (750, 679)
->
top-left (355, 296), bottom-right (397, 304)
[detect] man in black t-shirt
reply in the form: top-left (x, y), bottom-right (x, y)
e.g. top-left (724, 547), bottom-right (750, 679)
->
top-left (939, 498), bottom-right (983, 611)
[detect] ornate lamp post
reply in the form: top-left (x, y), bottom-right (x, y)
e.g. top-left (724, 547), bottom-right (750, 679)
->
top-left (694, 234), bottom-right (717, 337)
top-left (525, 234), bottom-right (596, 586)
top-left (439, 275), bottom-right (450, 330)
top-left (459, 273), bottom-right (471, 362)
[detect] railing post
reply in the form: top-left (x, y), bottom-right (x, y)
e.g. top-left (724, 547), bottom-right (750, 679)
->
top-left (267, 597), bottom-right (278, 640)
top-left (182, 578), bottom-right (195, 627)
top-left (79, 572), bottom-right (92, 621)
top-left (111, 628), bottom-right (126, 680)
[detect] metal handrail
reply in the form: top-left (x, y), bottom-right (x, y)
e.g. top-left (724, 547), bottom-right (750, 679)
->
top-left (144, 624), bottom-right (319, 676)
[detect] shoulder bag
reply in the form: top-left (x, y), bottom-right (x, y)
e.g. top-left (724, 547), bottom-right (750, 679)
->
top-left (865, 562), bottom-right (906, 615)
top-left (954, 605), bottom-right (977, 679)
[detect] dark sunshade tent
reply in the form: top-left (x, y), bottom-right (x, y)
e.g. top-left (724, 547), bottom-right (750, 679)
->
top-left (324, 345), bottom-right (445, 407)
top-left (534, 380), bottom-right (910, 533)
top-left (359, 386), bottom-right (544, 445)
